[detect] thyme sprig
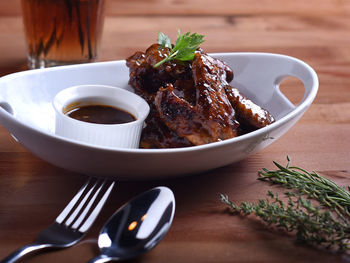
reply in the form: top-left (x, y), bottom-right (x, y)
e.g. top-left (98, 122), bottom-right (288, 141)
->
top-left (221, 157), bottom-right (350, 252)
top-left (259, 157), bottom-right (350, 221)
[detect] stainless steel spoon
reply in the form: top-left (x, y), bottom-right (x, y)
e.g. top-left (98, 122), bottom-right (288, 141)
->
top-left (87, 186), bottom-right (175, 263)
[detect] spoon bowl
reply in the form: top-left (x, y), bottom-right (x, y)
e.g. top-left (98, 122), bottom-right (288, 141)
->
top-left (88, 187), bottom-right (175, 263)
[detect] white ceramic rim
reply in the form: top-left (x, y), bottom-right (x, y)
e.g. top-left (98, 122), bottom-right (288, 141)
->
top-left (53, 84), bottom-right (149, 128)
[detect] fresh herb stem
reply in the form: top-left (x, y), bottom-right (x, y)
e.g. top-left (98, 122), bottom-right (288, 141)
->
top-left (221, 157), bottom-right (350, 252)
top-left (153, 30), bottom-right (205, 68)
top-left (258, 158), bottom-right (350, 219)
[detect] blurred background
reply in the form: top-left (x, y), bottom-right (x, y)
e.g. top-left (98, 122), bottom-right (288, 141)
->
top-left (0, 0), bottom-right (350, 105)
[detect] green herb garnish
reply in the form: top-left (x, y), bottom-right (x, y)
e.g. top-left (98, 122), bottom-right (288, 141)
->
top-left (221, 157), bottom-right (350, 252)
top-left (153, 30), bottom-right (205, 68)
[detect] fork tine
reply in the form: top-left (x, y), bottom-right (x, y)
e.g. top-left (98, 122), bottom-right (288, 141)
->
top-left (78, 181), bottom-right (115, 233)
top-left (64, 180), bottom-right (98, 226)
top-left (55, 179), bottom-right (91, 224)
top-left (71, 180), bottom-right (106, 230)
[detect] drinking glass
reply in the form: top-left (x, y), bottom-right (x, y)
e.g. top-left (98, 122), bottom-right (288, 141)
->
top-left (21, 0), bottom-right (105, 69)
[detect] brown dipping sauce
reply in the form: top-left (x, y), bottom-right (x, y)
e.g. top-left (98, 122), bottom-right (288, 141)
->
top-left (66, 104), bottom-right (136, 124)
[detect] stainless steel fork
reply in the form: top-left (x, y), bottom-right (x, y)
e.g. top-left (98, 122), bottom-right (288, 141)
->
top-left (0, 178), bottom-right (115, 263)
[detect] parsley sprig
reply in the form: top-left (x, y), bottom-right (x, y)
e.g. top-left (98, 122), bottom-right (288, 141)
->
top-left (221, 157), bottom-right (350, 252)
top-left (153, 30), bottom-right (205, 68)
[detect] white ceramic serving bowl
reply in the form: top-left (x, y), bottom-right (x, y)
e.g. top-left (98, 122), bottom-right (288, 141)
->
top-left (53, 85), bottom-right (149, 148)
top-left (0, 53), bottom-right (318, 179)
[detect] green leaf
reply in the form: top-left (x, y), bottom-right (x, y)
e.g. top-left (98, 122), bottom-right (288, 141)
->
top-left (173, 30), bottom-right (205, 61)
top-left (153, 30), bottom-right (205, 68)
top-left (157, 31), bottom-right (172, 49)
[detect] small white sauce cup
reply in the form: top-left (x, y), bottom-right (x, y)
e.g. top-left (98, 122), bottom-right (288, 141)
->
top-left (53, 85), bottom-right (150, 148)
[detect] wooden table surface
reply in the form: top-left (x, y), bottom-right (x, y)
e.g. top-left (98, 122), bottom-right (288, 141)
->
top-left (1, 0), bottom-right (350, 262)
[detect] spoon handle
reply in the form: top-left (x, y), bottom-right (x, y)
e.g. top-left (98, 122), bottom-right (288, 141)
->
top-left (87, 255), bottom-right (113, 263)
top-left (0, 244), bottom-right (49, 263)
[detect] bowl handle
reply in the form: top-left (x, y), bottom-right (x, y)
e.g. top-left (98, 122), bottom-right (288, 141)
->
top-left (274, 56), bottom-right (319, 108)
top-left (221, 53), bottom-right (319, 120)
top-left (263, 54), bottom-right (319, 119)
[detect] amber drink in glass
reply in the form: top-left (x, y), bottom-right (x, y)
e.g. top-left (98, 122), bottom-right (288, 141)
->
top-left (21, 0), bottom-right (105, 69)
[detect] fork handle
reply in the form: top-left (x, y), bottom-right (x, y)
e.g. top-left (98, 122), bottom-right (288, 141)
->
top-left (0, 243), bottom-right (50, 263)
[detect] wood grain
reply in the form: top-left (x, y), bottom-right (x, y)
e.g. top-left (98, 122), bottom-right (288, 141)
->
top-left (0, 0), bottom-right (350, 262)
top-left (1, 0), bottom-right (350, 16)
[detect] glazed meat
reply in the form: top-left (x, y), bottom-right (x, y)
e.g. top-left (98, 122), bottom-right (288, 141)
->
top-left (126, 44), bottom-right (193, 103)
top-left (126, 44), bottom-right (274, 148)
top-left (126, 44), bottom-right (194, 148)
top-left (225, 86), bottom-right (275, 130)
top-left (155, 53), bottom-right (239, 145)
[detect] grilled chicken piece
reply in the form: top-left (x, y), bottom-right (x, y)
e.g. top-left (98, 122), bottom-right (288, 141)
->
top-left (126, 44), bottom-right (194, 148)
top-left (225, 86), bottom-right (275, 129)
top-left (126, 43), bottom-right (275, 148)
top-left (155, 52), bottom-right (239, 145)
top-left (140, 103), bottom-right (193, 148)
top-left (126, 43), bottom-right (192, 103)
